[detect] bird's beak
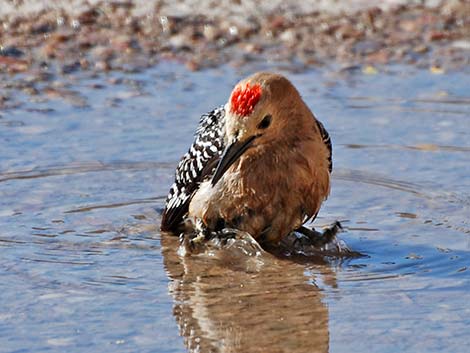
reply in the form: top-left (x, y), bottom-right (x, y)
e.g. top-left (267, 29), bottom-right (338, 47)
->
top-left (211, 135), bottom-right (258, 186)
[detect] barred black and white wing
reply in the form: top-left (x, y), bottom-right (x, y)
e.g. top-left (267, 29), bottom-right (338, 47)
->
top-left (315, 119), bottom-right (332, 173)
top-left (161, 106), bottom-right (226, 232)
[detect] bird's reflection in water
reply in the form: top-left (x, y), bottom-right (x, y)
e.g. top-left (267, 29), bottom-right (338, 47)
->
top-left (161, 231), bottom-right (333, 353)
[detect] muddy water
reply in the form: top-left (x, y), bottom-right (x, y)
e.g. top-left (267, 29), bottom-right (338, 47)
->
top-left (1, 63), bottom-right (469, 353)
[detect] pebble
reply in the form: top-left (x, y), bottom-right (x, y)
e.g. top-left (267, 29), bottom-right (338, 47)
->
top-left (0, 46), bottom-right (24, 58)
top-left (0, 56), bottom-right (29, 73)
top-left (451, 40), bottom-right (470, 50)
top-left (279, 29), bottom-right (296, 44)
top-left (203, 25), bottom-right (218, 41)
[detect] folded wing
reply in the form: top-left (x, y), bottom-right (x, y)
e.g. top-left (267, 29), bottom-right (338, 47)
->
top-left (161, 106), bottom-right (226, 232)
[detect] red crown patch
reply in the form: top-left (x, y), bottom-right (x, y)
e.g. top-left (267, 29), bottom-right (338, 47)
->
top-left (230, 83), bottom-right (262, 116)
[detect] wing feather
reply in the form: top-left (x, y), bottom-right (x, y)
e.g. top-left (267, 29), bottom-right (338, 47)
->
top-left (315, 119), bottom-right (332, 173)
top-left (161, 106), bottom-right (225, 232)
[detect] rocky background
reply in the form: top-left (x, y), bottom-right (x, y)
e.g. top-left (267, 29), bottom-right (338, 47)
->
top-left (0, 0), bottom-right (468, 109)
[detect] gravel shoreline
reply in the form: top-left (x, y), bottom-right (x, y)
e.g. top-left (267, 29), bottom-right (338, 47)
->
top-left (0, 0), bottom-right (468, 99)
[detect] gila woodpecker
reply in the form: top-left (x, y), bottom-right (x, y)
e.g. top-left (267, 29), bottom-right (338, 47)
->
top-left (161, 72), bottom-right (333, 246)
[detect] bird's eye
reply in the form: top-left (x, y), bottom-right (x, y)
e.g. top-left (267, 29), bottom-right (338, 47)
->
top-left (257, 115), bottom-right (272, 129)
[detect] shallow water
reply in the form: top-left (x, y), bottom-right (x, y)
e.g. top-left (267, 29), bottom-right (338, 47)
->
top-left (1, 63), bottom-right (469, 353)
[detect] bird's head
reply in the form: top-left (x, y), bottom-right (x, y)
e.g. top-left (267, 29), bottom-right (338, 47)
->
top-left (212, 72), bottom-right (311, 185)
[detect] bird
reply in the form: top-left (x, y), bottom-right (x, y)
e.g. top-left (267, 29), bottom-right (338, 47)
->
top-left (161, 72), bottom-right (336, 248)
